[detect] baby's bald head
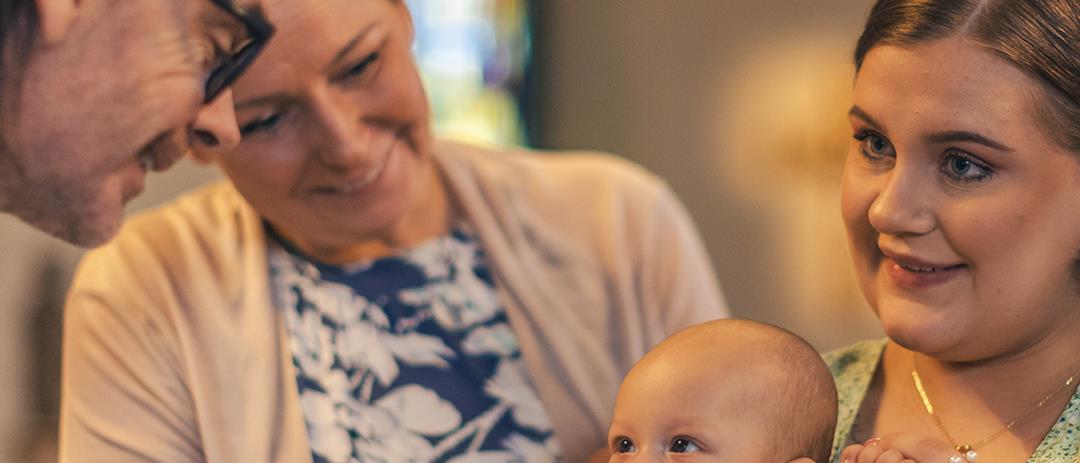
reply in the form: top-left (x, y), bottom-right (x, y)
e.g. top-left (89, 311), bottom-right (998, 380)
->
top-left (610, 319), bottom-right (837, 462)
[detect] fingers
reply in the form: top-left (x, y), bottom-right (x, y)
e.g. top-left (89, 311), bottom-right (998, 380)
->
top-left (839, 441), bottom-right (884, 463)
top-left (876, 433), bottom-right (958, 462)
top-left (856, 444), bottom-right (883, 463)
top-left (840, 434), bottom-right (958, 463)
top-left (839, 443), bottom-right (865, 463)
top-left (875, 449), bottom-right (912, 463)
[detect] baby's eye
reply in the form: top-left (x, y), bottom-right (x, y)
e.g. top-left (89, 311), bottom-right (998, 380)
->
top-left (669, 437), bottom-right (701, 453)
top-left (613, 437), bottom-right (636, 453)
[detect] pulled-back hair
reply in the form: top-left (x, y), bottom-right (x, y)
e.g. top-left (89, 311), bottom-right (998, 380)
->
top-left (855, 0), bottom-right (1080, 152)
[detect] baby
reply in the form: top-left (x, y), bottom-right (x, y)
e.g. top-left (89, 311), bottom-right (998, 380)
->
top-left (606, 319), bottom-right (838, 462)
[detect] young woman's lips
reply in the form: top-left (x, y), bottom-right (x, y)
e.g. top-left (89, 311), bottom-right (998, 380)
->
top-left (882, 256), bottom-right (966, 289)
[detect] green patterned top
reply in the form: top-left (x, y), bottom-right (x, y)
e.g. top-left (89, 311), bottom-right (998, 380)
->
top-left (824, 339), bottom-right (1080, 463)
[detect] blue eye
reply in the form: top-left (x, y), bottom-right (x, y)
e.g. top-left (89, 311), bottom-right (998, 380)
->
top-left (669, 437), bottom-right (701, 453)
top-left (940, 149), bottom-right (992, 182)
top-left (614, 437), bottom-right (636, 453)
top-left (853, 130), bottom-right (895, 161)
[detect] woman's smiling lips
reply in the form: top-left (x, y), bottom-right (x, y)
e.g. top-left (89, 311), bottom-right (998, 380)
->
top-left (879, 248), bottom-right (967, 289)
top-left (305, 143), bottom-right (394, 197)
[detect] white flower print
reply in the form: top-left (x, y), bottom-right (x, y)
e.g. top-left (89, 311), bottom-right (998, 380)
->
top-left (375, 384), bottom-right (462, 436)
top-left (462, 323), bottom-right (520, 357)
top-left (290, 308), bottom-right (335, 379)
top-left (485, 359), bottom-right (550, 431)
top-left (337, 321), bottom-right (400, 386)
top-left (382, 331), bottom-right (456, 369)
top-left (445, 451), bottom-right (520, 463)
top-left (356, 429), bottom-right (436, 462)
top-left (504, 433), bottom-right (561, 463)
top-left (399, 271), bottom-right (502, 332)
top-left (299, 390), bottom-right (352, 462)
top-left (277, 229), bottom-right (561, 462)
top-left (342, 400), bottom-right (437, 462)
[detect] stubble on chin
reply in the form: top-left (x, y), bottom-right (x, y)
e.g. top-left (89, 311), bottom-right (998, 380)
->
top-left (0, 177), bottom-right (125, 247)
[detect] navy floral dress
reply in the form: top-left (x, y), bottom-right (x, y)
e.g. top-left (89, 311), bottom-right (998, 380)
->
top-left (268, 225), bottom-right (562, 463)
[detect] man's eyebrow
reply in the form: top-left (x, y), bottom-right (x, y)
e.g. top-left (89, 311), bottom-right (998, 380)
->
top-left (848, 105), bottom-right (884, 131)
top-left (325, 23), bottom-right (379, 73)
top-left (925, 131), bottom-right (1015, 152)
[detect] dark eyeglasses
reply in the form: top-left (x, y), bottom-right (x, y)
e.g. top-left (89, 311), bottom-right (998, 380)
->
top-left (204, 0), bottom-right (275, 103)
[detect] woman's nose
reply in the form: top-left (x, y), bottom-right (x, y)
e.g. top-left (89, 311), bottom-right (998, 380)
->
top-left (867, 164), bottom-right (936, 237)
top-left (310, 90), bottom-right (373, 169)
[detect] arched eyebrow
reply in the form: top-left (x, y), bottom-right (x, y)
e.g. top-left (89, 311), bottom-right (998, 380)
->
top-left (849, 105), bottom-right (1015, 152)
top-left (324, 23), bottom-right (379, 74)
top-left (925, 131), bottom-right (1014, 152)
top-left (848, 105), bottom-right (884, 131)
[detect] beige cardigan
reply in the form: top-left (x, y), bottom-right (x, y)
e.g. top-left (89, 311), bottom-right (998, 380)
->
top-left (60, 141), bottom-right (727, 462)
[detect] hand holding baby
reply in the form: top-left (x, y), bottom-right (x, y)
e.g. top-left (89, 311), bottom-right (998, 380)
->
top-left (840, 434), bottom-right (968, 463)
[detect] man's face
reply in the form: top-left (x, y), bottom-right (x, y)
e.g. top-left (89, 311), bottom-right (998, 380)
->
top-left (0, 0), bottom-right (261, 246)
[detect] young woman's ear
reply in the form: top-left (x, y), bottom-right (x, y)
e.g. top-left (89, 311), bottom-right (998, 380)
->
top-left (35, 0), bottom-right (79, 45)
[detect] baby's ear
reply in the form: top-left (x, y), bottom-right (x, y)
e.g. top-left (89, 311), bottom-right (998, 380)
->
top-left (786, 458), bottom-right (815, 463)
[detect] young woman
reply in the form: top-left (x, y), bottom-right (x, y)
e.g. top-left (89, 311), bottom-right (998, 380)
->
top-left (832, 1), bottom-right (1080, 462)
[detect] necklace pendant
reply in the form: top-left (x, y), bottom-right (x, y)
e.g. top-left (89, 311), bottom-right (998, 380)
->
top-left (955, 444), bottom-right (972, 453)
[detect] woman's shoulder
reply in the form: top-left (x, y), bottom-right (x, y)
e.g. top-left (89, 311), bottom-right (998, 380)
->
top-left (74, 181), bottom-right (264, 294)
top-left (823, 338), bottom-right (887, 384)
top-left (435, 139), bottom-right (669, 198)
top-left (122, 180), bottom-right (253, 234)
top-left (824, 339), bottom-right (886, 461)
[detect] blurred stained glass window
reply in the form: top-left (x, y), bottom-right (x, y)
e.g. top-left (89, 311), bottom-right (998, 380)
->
top-left (406, 0), bottom-right (531, 146)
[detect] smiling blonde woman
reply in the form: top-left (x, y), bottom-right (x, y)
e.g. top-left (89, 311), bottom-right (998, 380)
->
top-left (57, 1), bottom-right (726, 462)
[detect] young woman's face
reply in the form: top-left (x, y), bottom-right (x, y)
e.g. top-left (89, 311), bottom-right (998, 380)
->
top-left (841, 37), bottom-right (1080, 361)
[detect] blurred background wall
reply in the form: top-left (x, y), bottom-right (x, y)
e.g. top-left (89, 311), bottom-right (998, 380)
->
top-left (0, 0), bottom-right (880, 459)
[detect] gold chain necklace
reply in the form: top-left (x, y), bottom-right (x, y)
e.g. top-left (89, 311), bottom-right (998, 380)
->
top-left (911, 352), bottom-right (1079, 460)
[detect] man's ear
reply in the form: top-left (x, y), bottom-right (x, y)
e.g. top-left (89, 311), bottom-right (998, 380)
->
top-left (34, 0), bottom-right (79, 45)
top-left (787, 458), bottom-right (815, 463)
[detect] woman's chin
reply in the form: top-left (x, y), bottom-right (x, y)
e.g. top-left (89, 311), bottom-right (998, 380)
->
top-left (878, 313), bottom-right (964, 357)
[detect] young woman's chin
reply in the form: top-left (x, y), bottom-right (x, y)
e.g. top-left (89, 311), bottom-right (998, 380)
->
top-left (875, 304), bottom-right (970, 359)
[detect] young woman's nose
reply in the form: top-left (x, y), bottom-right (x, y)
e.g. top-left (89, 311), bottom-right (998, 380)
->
top-left (867, 164), bottom-right (936, 237)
